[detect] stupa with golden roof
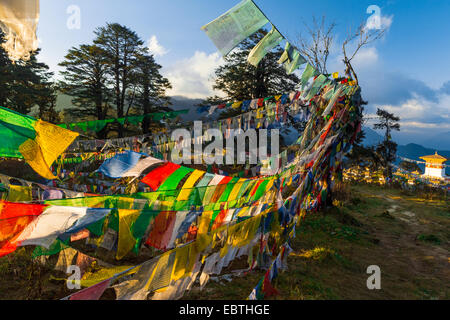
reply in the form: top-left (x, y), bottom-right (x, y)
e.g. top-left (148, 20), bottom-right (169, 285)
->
top-left (419, 152), bottom-right (447, 180)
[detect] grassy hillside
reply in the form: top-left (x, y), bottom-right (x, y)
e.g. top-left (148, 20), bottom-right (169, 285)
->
top-left (185, 184), bottom-right (449, 300)
top-left (0, 183), bottom-right (448, 300)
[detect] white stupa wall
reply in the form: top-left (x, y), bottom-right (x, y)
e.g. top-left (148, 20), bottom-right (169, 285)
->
top-left (423, 166), bottom-right (445, 178)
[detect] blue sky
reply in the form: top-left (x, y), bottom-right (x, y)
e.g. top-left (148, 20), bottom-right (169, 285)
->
top-left (36, 0), bottom-right (450, 146)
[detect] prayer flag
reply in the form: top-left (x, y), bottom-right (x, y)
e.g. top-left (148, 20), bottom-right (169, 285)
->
top-left (14, 206), bottom-right (98, 249)
top-left (247, 25), bottom-right (283, 67)
top-left (97, 151), bottom-right (143, 179)
top-left (0, 201), bottom-right (47, 257)
top-left (278, 42), bottom-right (306, 74)
top-left (69, 279), bottom-right (111, 300)
top-left (0, 107), bottom-right (79, 179)
top-left (201, 0), bottom-right (269, 56)
top-left (141, 162), bottom-right (181, 190)
top-left (121, 156), bottom-right (163, 178)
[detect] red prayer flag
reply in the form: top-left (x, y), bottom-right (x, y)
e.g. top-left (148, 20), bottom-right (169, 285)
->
top-left (141, 162), bottom-right (180, 190)
top-left (145, 211), bottom-right (177, 250)
top-left (257, 98), bottom-right (264, 107)
top-left (262, 270), bottom-right (279, 298)
top-left (69, 279), bottom-right (111, 300)
top-left (0, 201), bottom-right (47, 257)
top-left (218, 176), bottom-right (233, 185)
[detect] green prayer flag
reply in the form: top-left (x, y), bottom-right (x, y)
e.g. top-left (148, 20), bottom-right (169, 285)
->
top-left (305, 74), bottom-right (328, 99)
top-left (76, 122), bottom-right (88, 133)
top-left (0, 106), bottom-right (36, 158)
top-left (248, 26), bottom-right (283, 67)
top-left (301, 63), bottom-right (319, 89)
top-left (277, 42), bottom-right (292, 65)
top-left (158, 167), bottom-right (194, 191)
top-left (283, 48), bottom-right (306, 74)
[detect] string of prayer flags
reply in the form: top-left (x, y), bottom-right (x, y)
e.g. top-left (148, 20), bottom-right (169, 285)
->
top-left (247, 25), bottom-right (283, 67)
top-left (201, 0), bottom-right (269, 57)
top-left (0, 106), bottom-right (79, 179)
top-left (58, 110), bottom-right (189, 133)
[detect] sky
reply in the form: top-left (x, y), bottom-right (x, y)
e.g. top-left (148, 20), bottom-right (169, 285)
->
top-left (35, 0), bottom-right (450, 147)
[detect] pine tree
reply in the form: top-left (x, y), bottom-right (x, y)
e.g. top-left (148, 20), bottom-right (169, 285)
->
top-left (59, 44), bottom-right (111, 137)
top-left (0, 31), bottom-right (12, 108)
top-left (94, 23), bottom-right (145, 137)
top-left (399, 160), bottom-right (422, 174)
top-left (0, 37), bottom-right (55, 118)
top-left (374, 108), bottom-right (400, 180)
top-left (134, 53), bottom-right (172, 133)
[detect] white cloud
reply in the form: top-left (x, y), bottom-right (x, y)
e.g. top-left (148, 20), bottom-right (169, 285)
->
top-left (369, 93), bottom-right (450, 136)
top-left (329, 46), bottom-right (379, 75)
top-left (163, 51), bottom-right (225, 99)
top-left (351, 47), bottom-right (379, 70)
top-left (147, 35), bottom-right (168, 57)
top-left (365, 14), bottom-right (394, 31)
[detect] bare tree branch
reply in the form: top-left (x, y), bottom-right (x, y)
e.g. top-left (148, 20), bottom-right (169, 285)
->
top-left (294, 16), bottom-right (336, 74)
top-left (342, 23), bottom-right (386, 84)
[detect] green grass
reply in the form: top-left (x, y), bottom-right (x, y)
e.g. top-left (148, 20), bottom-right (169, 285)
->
top-left (417, 234), bottom-right (442, 245)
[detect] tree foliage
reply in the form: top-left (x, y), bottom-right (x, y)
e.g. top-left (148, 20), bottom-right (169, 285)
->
top-left (59, 23), bottom-right (173, 137)
top-left (210, 30), bottom-right (300, 102)
top-left (134, 54), bottom-right (172, 133)
top-left (59, 44), bottom-right (111, 125)
top-left (374, 108), bottom-right (400, 179)
top-left (399, 160), bottom-right (422, 174)
top-left (0, 32), bottom-right (56, 119)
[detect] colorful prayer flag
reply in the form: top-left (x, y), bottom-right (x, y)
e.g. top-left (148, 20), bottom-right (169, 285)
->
top-left (0, 107), bottom-right (79, 179)
top-left (248, 25), bottom-right (283, 67)
top-left (201, 0), bottom-right (269, 56)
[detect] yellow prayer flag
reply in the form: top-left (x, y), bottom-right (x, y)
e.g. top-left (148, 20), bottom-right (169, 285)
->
top-left (7, 185), bottom-right (32, 202)
top-left (116, 209), bottom-right (142, 260)
top-left (19, 120), bottom-right (79, 179)
top-left (176, 170), bottom-right (205, 201)
top-left (232, 101), bottom-right (243, 109)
